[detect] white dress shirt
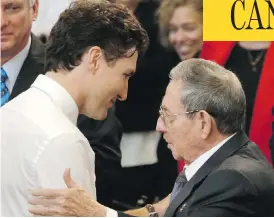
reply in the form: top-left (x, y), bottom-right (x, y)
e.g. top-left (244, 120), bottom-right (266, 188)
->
top-left (1, 75), bottom-right (96, 217)
top-left (105, 133), bottom-right (236, 217)
top-left (2, 35), bottom-right (31, 93)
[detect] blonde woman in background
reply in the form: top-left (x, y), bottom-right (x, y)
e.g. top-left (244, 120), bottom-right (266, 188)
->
top-left (158, 0), bottom-right (203, 60)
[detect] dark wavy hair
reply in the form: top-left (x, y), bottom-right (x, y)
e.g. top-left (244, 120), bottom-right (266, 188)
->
top-left (45, 0), bottom-right (149, 72)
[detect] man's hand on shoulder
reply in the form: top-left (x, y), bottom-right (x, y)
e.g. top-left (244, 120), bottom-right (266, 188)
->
top-left (29, 168), bottom-right (170, 217)
top-left (29, 168), bottom-right (106, 217)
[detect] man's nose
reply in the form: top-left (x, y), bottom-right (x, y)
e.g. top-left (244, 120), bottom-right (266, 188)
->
top-left (156, 117), bottom-right (167, 133)
top-left (118, 82), bottom-right (128, 101)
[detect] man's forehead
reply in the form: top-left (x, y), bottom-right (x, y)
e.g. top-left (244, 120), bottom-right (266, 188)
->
top-left (161, 85), bottom-right (172, 108)
top-left (161, 81), bottom-right (184, 111)
top-left (165, 81), bottom-right (181, 99)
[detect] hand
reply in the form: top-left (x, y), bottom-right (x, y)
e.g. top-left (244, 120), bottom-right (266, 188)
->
top-left (28, 168), bottom-right (107, 217)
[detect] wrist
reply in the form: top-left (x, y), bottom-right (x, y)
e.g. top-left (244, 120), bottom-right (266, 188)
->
top-left (145, 204), bottom-right (159, 217)
top-left (90, 201), bottom-right (107, 217)
top-left (153, 202), bottom-right (166, 217)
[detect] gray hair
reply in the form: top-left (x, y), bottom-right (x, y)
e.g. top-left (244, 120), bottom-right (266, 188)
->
top-left (170, 58), bottom-right (246, 134)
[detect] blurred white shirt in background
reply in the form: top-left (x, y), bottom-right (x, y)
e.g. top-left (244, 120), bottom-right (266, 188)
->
top-left (32, 0), bottom-right (72, 36)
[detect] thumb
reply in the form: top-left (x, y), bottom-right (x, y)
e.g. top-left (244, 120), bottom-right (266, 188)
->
top-left (63, 168), bottom-right (80, 188)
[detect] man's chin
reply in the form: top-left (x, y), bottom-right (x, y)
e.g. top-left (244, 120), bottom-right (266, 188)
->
top-left (96, 109), bottom-right (108, 120)
top-left (82, 109), bottom-right (108, 120)
top-left (1, 42), bottom-right (14, 53)
top-left (172, 153), bottom-right (180, 161)
top-left (169, 147), bottom-right (180, 160)
top-left (92, 113), bottom-right (107, 121)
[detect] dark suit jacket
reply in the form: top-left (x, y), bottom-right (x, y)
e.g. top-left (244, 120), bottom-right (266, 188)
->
top-left (10, 34), bottom-right (123, 205)
top-left (119, 131), bottom-right (274, 217)
top-left (10, 34), bottom-right (45, 100)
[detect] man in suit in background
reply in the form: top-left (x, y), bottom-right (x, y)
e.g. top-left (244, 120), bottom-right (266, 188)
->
top-left (29, 59), bottom-right (274, 217)
top-left (1, 0), bottom-right (41, 101)
top-left (1, 0), bottom-right (126, 209)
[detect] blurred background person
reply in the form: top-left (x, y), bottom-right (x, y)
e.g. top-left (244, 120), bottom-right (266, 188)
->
top-left (158, 0), bottom-right (203, 61)
top-left (113, 0), bottom-right (180, 209)
top-left (1, 0), bottom-right (41, 103)
top-left (200, 41), bottom-right (274, 166)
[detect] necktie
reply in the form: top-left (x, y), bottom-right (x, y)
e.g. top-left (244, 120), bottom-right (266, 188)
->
top-left (1, 68), bottom-right (10, 106)
top-left (170, 169), bottom-right (187, 202)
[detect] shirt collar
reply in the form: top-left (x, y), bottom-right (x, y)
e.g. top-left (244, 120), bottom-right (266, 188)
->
top-left (2, 35), bottom-right (32, 93)
top-left (31, 75), bottom-right (79, 125)
top-left (184, 133), bottom-right (236, 181)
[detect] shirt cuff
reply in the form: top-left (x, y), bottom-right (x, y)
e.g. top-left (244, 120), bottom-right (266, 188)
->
top-left (106, 207), bottom-right (118, 217)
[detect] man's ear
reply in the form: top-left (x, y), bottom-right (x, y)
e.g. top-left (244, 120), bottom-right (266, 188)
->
top-left (198, 110), bottom-right (212, 139)
top-left (87, 46), bottom-right (103, 75)
top-left (32, 0), bottom-right (39, 21)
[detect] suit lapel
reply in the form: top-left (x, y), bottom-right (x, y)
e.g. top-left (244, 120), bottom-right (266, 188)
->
top-left (164, 131), bottom-right (249, 216)
top-left (10, 34), bottom-right (45, 100)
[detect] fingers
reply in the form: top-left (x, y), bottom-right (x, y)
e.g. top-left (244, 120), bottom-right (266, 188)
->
top-left (63, 168), bottom-right (79, 188)
top-left (28, 196), bottom-right (60, 206)
top-left (29, 206), bottom-right (48, 216)
top-left (29, 206), bottom-right (65, 217)
top-left (31, 189), bottom-right (64, 198)
top-left (28, 192), bottom-right (68, 216)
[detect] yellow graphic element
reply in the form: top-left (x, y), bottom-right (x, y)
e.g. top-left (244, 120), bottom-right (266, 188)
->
top-left (203, 0), bottom-right (274, 41)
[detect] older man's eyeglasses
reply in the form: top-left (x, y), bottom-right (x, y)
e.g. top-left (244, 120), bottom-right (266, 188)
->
top-left (158, 106), bottom-right (200, 128)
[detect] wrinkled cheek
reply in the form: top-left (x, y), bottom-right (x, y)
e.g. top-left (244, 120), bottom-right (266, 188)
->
top-left (168, 133), bottom-right (181, 150)
top-left (173, 132), bottom-right (186, 151)
top-left (15, 14), bottom-right (30, 34)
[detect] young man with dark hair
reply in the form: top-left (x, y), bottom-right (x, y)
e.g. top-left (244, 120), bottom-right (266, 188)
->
top-left (1, 0), bottom-right (130, 212)
top-left (1, 0), bottom-right (149, 216)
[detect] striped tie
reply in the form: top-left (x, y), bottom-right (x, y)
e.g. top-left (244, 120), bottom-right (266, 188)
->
top-left (1, 68), bottom-right (10, 106)
top-left (170, 168), bottom-right (187, 202)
